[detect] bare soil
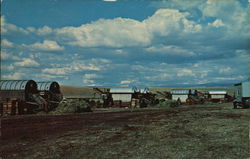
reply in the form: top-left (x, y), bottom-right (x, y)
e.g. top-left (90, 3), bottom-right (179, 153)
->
top-left (0, 103), bottom-right (249, 159)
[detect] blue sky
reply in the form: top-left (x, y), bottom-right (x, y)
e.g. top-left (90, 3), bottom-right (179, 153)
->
top-left (1, 0), bottom-right (250, 87)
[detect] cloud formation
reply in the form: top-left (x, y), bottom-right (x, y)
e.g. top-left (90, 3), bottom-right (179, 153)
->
top-left (1, 39), bottom-right (13, 47)
top-left (1, 1), bottom-right (249, 86)
top-left (15, 58), bottom-right (40, 67)
top-left (24, 40), bottom-right (64, 51)
top-left (54, 9), bottom-right (202, 48)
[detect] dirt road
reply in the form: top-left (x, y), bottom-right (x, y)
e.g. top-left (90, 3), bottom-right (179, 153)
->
top-left (0, 103), bottom-right (249, 159)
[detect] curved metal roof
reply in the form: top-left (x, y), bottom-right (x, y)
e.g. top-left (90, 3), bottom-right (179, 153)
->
top-left (0, 80), bottom-right (37, 91)
top-left (37, 81), bottom-right (60, 92)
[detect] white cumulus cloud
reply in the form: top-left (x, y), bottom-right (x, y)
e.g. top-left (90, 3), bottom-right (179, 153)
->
top-left (1, 39), bottom-right (13, 47)
top-left (82, 79), bottom-right (96, 86)
top-left (208, 19), bottom-right (225, 28)
top-left (2, 72), bottom-right (24, 80)
top-left (54, 9), bottom-right (202, 48)
top-left (2, 51), bottom-right (21, 60)
top-left (177, 69), bottom-right (195, 77)
top-left (42, 68), bottom-right (68, 75)
top-left (145, 45), bottom-right (195, 56)
top-left (120, 80), bottom-right (131, 84)
top-left (15, 58), bottom-right (40, 67)
top-left (36, 26), bottom-right (53, 35)
top-left (83, 74), bottom-right (101, 79)
top-left (219, 67), bottom-right (232, 74)
top-left (25, 40), bottom-right (64, 51)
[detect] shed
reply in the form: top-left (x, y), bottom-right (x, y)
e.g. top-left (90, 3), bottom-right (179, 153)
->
top-left (234, 81), bottom-right (250, 98)
top-left (170, 89), bottom-right (189, 102)
top-left (170, 89), bottom-right (197, 102)
top-left (110, 88), bottom-right (135, 107)
top-left (208, 90), bottom-right (227, 99)
top-left (233, 81), bottom-right (250, 108)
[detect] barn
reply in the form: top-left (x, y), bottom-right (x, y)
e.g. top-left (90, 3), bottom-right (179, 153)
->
top-left (110, 88), bottom-right (135, 107)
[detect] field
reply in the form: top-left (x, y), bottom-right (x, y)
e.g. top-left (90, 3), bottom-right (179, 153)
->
top-left (0, 102), bottom-right (249, 159)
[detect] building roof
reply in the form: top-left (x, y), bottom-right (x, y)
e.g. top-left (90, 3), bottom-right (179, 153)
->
top-left (208, 90), bottom-right (227, 94)
top-left (110, 88), bottom-right (134, 93)
top-left (37, 81), bottom-right (60, 92)
top-left (61, 86), bottom-right (102, 99)
top-left (170, 89), bottom-right (190, 95)
top-left (0, 80), bottom-right (37, 91)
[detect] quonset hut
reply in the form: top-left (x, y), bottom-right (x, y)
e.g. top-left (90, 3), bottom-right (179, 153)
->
top-left (37, 81), bottom-right (63, 111)
top-left (0, 80), bottom-right (46, 115)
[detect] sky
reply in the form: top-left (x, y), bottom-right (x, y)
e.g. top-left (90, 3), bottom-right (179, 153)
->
top-left (1, 0), bottom-right (250, 87)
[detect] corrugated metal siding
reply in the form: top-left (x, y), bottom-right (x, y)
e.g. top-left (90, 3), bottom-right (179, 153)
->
top-left (208, 90), bottom-right (227, 95)
top-left (170, 89), bottom-right (190, 95)
top-left (211, 94), bottom-right (225, 99)
top-left (110, 88), bottom-right (134, 93)
top-left (242, 81), bottom-right (250, 97)
top-left (172, 94), bottom-right (188, 102)
top-left (37, 81), bottom-right (60, 92)
top-left (234, 85), bottom-right (242, 98)
top-left (112, 94), bottom-right (132, 102)
top-left (37, 82), bottom-right (52, 91)
top-left (0, 80), bottom-right (36, 91)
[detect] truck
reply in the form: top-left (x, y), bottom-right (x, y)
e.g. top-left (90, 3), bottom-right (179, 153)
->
top-left (233, 81), bottom-right (250, 108)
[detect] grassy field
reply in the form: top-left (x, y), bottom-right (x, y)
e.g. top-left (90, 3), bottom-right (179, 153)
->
top-left (1, 102), bottom-right (249, 159)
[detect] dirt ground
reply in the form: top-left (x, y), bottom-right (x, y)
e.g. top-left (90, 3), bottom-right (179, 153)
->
top-left (0, 103), bottom-right (249, 159)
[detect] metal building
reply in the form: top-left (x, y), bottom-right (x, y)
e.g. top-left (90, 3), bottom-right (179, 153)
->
top-left (37, 81), bottom-right (63, 111)
top-left (208, 90), bottom-right (227, 100)
top-left (233, 81), bottom-right (250, 108)
top-left (110, 88), bottom-right (135, 107)
top-left (0, 80), bottom-right (37, 99)
top-left (0, 80), bottom-right (46, 115)
top-left (170, 89), bottom-right (197, 103)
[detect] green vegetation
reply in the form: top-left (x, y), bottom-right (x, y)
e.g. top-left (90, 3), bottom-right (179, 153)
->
top-left (153, 99), bottom-right (179, 108)
top-left (49, 101), bottom-right (92, 114)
